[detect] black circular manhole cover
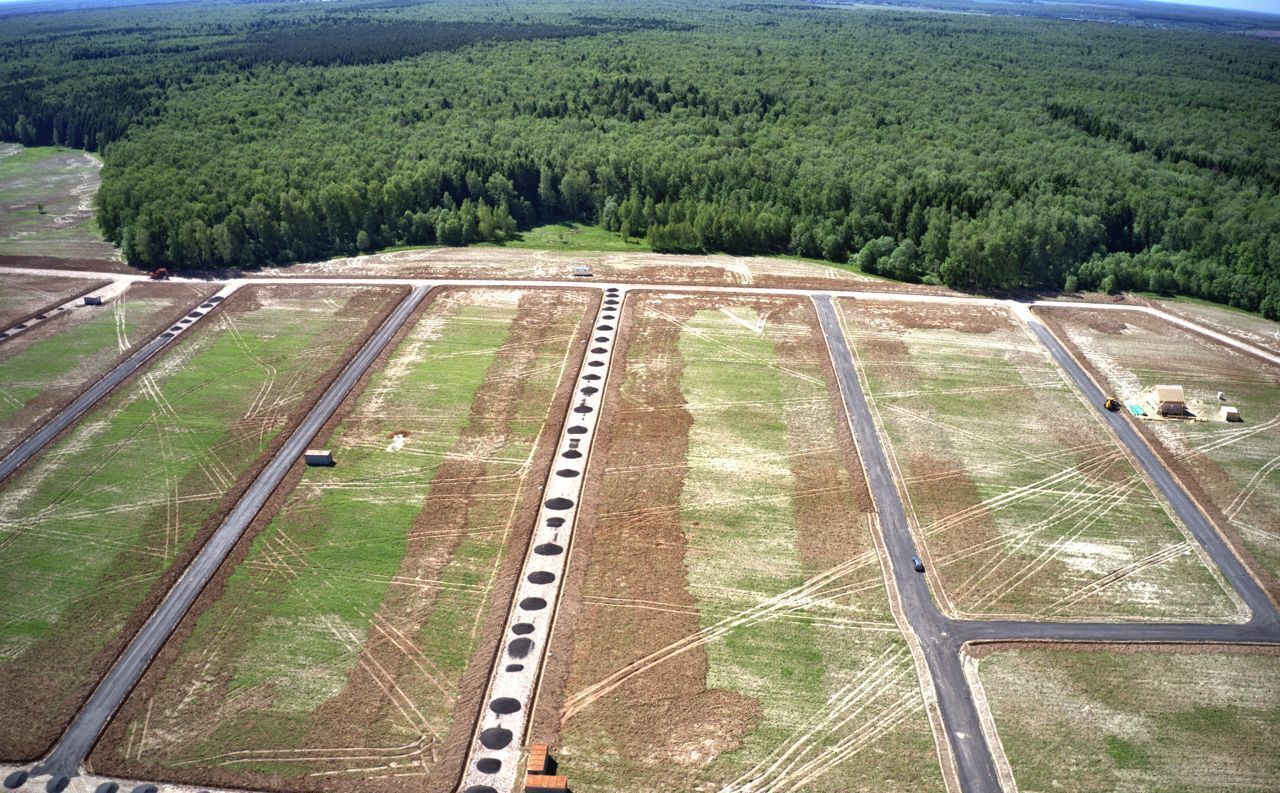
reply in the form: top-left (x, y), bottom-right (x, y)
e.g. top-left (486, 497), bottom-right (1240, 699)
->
top-left (12, 324), bottom-right (25, 330)
top-left (595, 336), bottom-right (609, 342)
top-left (170, 326), bottom-right (183, 332)
top-left (476, 758), bottom-right (502, 774)
top-left (521, 596), bottom-right (548, 610)
top-left (580, 386), bottom-right (598, 395)
top-left (591, 346), bottom-right (608, 354)
top-left (602, 314), bottom-right (616, 320)
top-left (187, 311), bottom-right (202, 318)
top-left (582, 373), bottom-right (601, 381)
top-left (94, 783), bottom-right (119, 793)
top-left (464, 786), bottom-right (497, 793)
top-left (489, 696), bottom-right (521, 715)
top-left (587, 361), bottom-right (604, 367)
top-left (562, 449), bottom-right (582, 459)
top-left (597, 324), bottom-right (613, 331)
top-left (573, 404), bottom-right (594, 412)
top-left (544, 497), bottom-right (574, 510)
top-left (211, 295), bottom-right (225, 302)
top-left (132, 785), bottom-right (157, 793)
top-left (507, 638), bottom-right (534, 659)
top-left (567, 425), bottom-right (589, 433)
top-left (604, 299), bottom-right (619, 306)
top-left (4, 771), bottom-right (27, 790)
top-left (47, 777), bottom-right (69, 793)
top-left (506, 663), bottom-right (524, 672)
top-left (200, 303), bottom-right (214, 308)
top-left (161, 332), bottom-right (175, 338)
top-left (556, 468), bottom-right (580, 477)
top-left (528, 570), bottom-right (556, 585)
top-left (35, 314), bottom-right (47, 320)
top-left (535, 543), bottom-right (564, 556)
top-left (512, 623), bottom-right (535, 635)
top-left (546, 517), bottom-right (565, 527)
top-left (480, 727), bottom-right (513, 749)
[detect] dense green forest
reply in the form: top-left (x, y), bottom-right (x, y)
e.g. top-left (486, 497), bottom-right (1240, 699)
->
top-left (2, 0), bottom-right (1279, 314)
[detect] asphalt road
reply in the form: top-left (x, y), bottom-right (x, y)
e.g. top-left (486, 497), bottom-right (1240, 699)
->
top-left (0, 286), bottom-right (235, 484)
top-left (33, 286), bottom-right (428, 781)
top-left (815, 296), bottom-right (1280, 793)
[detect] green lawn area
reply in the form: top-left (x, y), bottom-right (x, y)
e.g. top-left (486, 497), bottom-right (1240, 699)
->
top-left (560, 299), bottom-right (941, 793)
top-left (95, 288), bottom-right (586, 789)
top-left (840, 300), bottom-right (1241, 622)
top-left (487, 221), bottom-right (652, 252)
top-left (0, 285), bottom-right (393, 759)
top-left (0, 273), bottom-right (104, 327)
top-left (979, 648), bottom-right (1280, 793)
top-left (0, 285), bottom-right (205, 456)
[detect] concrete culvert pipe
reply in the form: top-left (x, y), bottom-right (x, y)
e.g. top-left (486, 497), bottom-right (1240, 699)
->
top-left (544, 497), bottom-right (574, 510)
top-left (46, 776), bottom-right (69, 793)
top-left (535, 543), bottom-right (564, 556)
top-left (528, 571), bottom-right (556, 584)
top-left (3, 770), bottom-right (27, 789)
top-left (94, 784), bottom-right (119, 793)
top-left (476, 758), bottom-right (502, 774)
top-left (512, 623), bottom-right (535, 635)
top-left (480, 727), bottom-right (513, 749)
top-left (520, 597), bottom-right (547, 610)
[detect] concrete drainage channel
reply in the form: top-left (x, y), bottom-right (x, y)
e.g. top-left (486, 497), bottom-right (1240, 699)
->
top-left (0, 285), bottom-right (239, 485)
top-left (458, 286), bottom-right (625, 793)
top-left (0, 281), bottom-right (130, 344)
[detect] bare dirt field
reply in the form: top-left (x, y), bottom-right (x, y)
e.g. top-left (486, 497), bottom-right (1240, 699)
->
top-left (1037, 306), bottom-right (1280, 597)
top-left (531, 292), bottom-right (944, 793)
top-left (0, 284), bottom-right (402, 760)
top-left (0, 271), bottom-right (108, 327)
top-left (0, 144), bottom-right (119, 263)
top-left (0, 281), bottom-right (216, 457)
top-left (255, 246), bottom-right (957, 295)
top-left (1143, 296), bottom-right (1280, 359)
top-left (838, 299), bottom-right (1242, 622)
top-left (977, 646), bottom-right (1280, 792)
top-left (92, 287), bottom-right (594, 792)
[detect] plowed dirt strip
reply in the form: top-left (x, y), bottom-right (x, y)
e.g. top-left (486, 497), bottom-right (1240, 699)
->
top-left (0, 282), bottom-right (217, 457)
top-left (1038, 307), bottom-right (1280, 597)
top-left (978, 648), bottom-right (1280, 793)
top-left (93, 289), bottom-right (589, 793)
top-left (0, 272), bottom-right (106, 328)
top-left (0, 284), bottom-right (400, 761)
top-left (538, 293), bottom-right (941, 793)
top-left (837, 300), bottom-right (1239, 622)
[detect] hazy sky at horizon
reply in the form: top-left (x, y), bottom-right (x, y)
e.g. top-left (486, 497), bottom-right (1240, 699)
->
top-left (0, 0), bottom-right (1274, 17)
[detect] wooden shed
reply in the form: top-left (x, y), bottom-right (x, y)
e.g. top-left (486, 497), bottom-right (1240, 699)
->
top-left (1151, 384), bottom-right (1186, 417)
top-left (1219, 405), bottom-right (1242, 422)
top-left (304, 449), bottom-right (334, 466)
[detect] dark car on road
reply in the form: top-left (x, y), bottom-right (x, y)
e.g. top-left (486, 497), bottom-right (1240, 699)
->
top-left (911, 556), bottom-right (925, 572)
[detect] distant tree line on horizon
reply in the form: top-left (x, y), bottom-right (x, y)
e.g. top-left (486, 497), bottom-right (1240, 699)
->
top-left (2, 0), bottom-right (1278, 316)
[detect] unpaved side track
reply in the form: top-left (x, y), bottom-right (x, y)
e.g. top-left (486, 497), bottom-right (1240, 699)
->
top-left (28, 286), bottom-right (429, 785)
top-left (0, 283), bottom-right (239, 484)
top-left (457, 286), bottom-right (625, 793)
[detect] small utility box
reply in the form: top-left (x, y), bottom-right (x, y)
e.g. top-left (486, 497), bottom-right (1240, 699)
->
top-left (83, 295), bottom-right (104, 306)
top-left (304, 449), bottom-right (334, 466)
top-left (1220, 406), bottom-right (1242, 423)
top-left (572, 265), bottom-right (592, 277)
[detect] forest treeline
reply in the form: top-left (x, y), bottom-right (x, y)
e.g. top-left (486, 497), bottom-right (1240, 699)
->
top-left (2, 0), bottom-right (1279, 316)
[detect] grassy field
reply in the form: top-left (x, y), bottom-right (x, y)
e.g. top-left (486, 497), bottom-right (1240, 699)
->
top-left (1145, 295), bottom-right (1280, 358)
top-left (978, 647), bottom-right (1280, 792)
top-left (0, 143), bottom-right (118, 261)
top-left (0, 284), bottom-right (398, 759)
top-left (548, 294), bottom-right (943, 793)
top-left (1040, 307), bottom-right (1280, 589)
top-left (0, 272), bottom-right (106, 327)
top-left (0, 281), bottom-right (213, 456)
top-left (93, 288), bottom-right (588, 791)
top-left (838, 300), bottom-right (1240, 622)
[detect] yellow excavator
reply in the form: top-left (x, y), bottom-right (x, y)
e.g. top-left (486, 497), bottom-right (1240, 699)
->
top-left (1104, 396), bottom-right (1121, 412)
